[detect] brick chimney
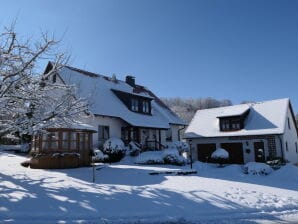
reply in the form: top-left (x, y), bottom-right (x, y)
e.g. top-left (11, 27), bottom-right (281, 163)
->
top-left (125, 75), bottom-right (135, 87)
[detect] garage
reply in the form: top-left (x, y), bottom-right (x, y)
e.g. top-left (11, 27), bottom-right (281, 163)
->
top-left (197, 143), bottom-right (216, 162)
top-left (220, 142), bottom-right (244, 164)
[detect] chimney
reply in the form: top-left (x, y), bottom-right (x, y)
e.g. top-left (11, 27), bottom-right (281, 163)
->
top-left (126, 75), bottom-right (135, 87)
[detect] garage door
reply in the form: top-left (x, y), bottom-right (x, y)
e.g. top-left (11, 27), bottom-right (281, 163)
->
top-left (197, 143), bottom-right (216, 162)
top-left (221, 143), bottom-right (244, 164)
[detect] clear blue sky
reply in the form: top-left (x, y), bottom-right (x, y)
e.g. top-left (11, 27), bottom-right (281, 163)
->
top-left (1, 0), bottom-right (298, 110)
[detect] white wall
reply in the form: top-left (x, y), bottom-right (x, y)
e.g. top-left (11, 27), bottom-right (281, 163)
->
top-left (282, 107), bottom-right (298, 164)
top-left (83, 115), bottom-right (127, 147)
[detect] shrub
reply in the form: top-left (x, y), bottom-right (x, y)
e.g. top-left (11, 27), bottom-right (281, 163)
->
top-left (162, 149), bottom-right (187, 166)
top-left (92, 149), bottom-right (109, 162)
top-left (167, 141), bottom-right (190, 154)
top-left (135, 149), bottom-right (187, 166)
top-left (243, 162), bottom-right (273, 175)
top-left (127, 141), bottom-right (142, 156)
top-left (102, 138), bottom-right (126, 163)
top-left (211, 148), bottom-right (229, 167)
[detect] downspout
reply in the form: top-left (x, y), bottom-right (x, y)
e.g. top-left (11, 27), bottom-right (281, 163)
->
top-left (277, 135), bottom-right (285, 162)
top-left (178, 125), bottom-right (187, 141)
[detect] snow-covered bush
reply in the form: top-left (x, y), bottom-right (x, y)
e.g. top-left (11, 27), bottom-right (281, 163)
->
top-left (167, 141), bottom-right (190, 154)
top-left (135, 151), bottom-right (165, 165)
top-left (211, 148), bottom-right (229, 167)
top-left (163, 148), bottom-right (187, 166)
top-left (135, 148), bottom-right (187, 166)
top-left (243, 162), bottom-right (273, 175)
top-left (127, 141), bottom-right (141, 156)
top-left (92, 149), bottom-right (109, 162)
top-left (102, 138), bottom-right (126, 162)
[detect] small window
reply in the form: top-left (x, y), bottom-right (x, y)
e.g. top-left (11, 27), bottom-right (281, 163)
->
top-left (288, 117), bottom-right (291, 130)
top-left (286, 141), bottom-right (288, 151)
top-left (295, 142), bottom-right (298, 153)
top-left (98, 125), bottom-right (109, 142)
top-left (166, 128), bottom-right (172, 141)
top-left (131, 98), bottom-right (139, 112)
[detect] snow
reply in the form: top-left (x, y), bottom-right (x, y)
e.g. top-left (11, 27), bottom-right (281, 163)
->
top-left (103, 137), bottom-right (125, 153)
top-left (92, 149), bottom-right (108, 162)
top-left (135, 151), bottom-right (165, 164)
top-left (58, 66), bottom-right (185, 129)
top-left (211, 148), bottom-right (229, 159)
top-left (244, 162), bottom-right (274, 175)
top-left (185, 98), bottom-right (289, 138)
top-left (0, 151), bottom-right (298, 223)
top-left (167, 141), bottom-right (190, 153)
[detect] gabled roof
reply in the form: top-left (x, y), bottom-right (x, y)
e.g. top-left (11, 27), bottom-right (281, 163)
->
top-left (185, 98), bottom-right (294, 138)
top-left (55, 64), bottom-right (186, 129)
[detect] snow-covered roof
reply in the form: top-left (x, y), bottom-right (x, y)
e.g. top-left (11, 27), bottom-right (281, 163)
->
top-left (57, 65), bottom-right (186, 129)
top-left (185, 98), bottom-right (291, 138)
top-left (217, 104), bottom-right (250, 118)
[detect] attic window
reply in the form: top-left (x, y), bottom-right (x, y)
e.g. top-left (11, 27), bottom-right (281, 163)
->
top-left (220, 118), bottom-right (242, 131)
top-left (288, 117), bottom-right (291, 129)
top-left (131, 98), bottom-right (139, 112)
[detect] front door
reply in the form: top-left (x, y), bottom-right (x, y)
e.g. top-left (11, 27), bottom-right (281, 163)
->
top-left (254, 141), bottom-right (265, 162)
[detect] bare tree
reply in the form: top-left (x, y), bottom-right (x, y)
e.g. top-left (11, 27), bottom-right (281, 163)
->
top-left (0, 24), bottom-right (89, 142)
top-left (162, 97), bottom-right (232, 124)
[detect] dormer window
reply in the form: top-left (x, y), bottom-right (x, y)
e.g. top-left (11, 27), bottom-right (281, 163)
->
top-left (142, 100), bottom-right (150, 113)
top-left (218, 108), bottom-right (250, 132)
top-left (112, 89), bottom-right (152, 115)
top-left (220, 118), bottom-right (242, 131)
top-left (131, 98), bottom-right (139, 111)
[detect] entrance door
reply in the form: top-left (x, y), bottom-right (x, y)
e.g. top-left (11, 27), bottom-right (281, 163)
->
top-left (254, 141), bottom-right (265, 162)
top-left (221, 143), bottom-right (244, 164)
top-left (197, 144), bottom-right (216, 162)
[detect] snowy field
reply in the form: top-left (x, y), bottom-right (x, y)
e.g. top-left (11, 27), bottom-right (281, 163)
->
top-left (0, 151), bottom-right (297, 224)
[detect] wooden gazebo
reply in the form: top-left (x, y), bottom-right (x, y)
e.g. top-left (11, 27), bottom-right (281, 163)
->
top-left (30, 124), bottom-right (96, 169)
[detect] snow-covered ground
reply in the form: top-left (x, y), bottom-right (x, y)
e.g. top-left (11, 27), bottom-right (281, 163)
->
top-left (0, 151), bottom-right (297, 224)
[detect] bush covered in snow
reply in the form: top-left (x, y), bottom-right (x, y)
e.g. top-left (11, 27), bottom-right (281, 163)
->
top-left (243, 162), bottom-right (273, 175)
top-left (102, 138), bottom-right (126, 163)
top-left (135, 151), bottom-right (165, 165)
top-left (162, 148), bottom-right (187, 165)
top-left (211, 148), bottom-right (229, 167)
top-left (135, 148), bottom-right (187, 166)
top-left (92, 149), bottom-right (109, 162)
top-left (167, 141), bottom-right (190, 154)
top-left (126, 141), bottom-right (142, 156)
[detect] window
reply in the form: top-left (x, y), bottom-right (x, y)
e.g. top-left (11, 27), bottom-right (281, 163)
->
top-left (98, 125), bottom-right (109, 143)
top-left (142, 100), bottom-right (150, 113)
top-left (220, 118), bottom-right (241, 131)
top-left (296, 142), bottom-right (298, 153)
top-left (288, 117), bottom-right (291, 129)
top-left (286, 141), bottom-right (288, 151)
top-left (221, 119), bottom-right (230, 131)
top-left (131, 98), bottom-right (139, 112)
top-left (166, 128), bottom-right (172, 141)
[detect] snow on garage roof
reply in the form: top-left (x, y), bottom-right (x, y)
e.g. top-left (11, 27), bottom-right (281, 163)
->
top-left (57, 65), bottom-right (186, 129)
top-left (185, 98), bottom-right (291, 138)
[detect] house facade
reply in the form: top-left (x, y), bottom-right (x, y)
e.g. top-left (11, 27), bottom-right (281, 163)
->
top-left (184, 98), bottom-right (298, 164)
top-left (45, 63), bottom-right (186, 150)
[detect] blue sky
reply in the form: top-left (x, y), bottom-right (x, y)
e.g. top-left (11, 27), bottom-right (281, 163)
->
top-left (1, 0), bottom-right (298, 110)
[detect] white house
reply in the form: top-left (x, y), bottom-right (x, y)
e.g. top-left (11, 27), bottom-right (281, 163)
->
top-left (45, 62), bottom-right (186, 150)
top-left (184, 98), bottom-right (298, 164)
